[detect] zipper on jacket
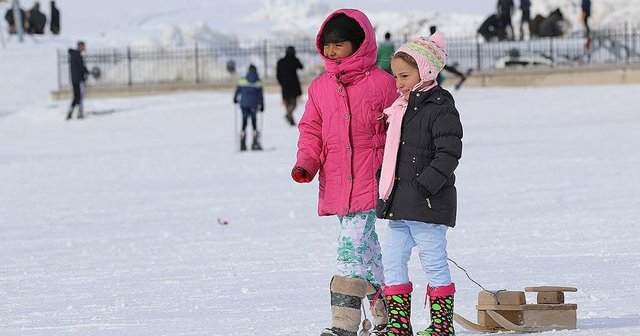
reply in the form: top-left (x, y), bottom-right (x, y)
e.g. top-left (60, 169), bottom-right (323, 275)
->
top-left (426, 198), bottom-right (432, 209)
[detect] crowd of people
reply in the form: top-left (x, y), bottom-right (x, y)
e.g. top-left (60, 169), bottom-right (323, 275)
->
top-left (4, 1), bottom-right (60, 35)
top-left (478, 0), bottom-right (593, 41)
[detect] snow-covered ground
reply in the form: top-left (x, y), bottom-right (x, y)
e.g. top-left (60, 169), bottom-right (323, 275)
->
top-left (2, 1), bottom-right (640, 335)
top-left (2, 83), bottom-right (640, 335)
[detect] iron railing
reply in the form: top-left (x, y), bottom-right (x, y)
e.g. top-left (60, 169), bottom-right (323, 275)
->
top-left (56, 24), bottom-right (640, 90)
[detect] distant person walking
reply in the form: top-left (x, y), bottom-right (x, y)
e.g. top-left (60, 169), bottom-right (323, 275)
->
top-left (276, 46), bottom-right (303, 126)
top-left (233, 64), bottom-right (264, 151)
top-left (376, 31), bottom-right (394, 73)
top-left (50, 0), bottom-right (60, 35)
top-left (519, 0), bottom-right (531, 40)
top-left (497, 0), bottom-right (515, 40)
top-left (66, 41), bottom-right (89, 120)
top-left (581, 0), bottom-right (591, 38)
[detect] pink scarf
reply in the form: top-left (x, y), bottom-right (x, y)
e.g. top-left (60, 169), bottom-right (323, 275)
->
top-left (379, 82), bottom-right (438, 201)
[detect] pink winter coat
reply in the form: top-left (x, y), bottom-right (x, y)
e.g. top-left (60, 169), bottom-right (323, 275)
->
top-left (294, 9), bottom-right (398, 216)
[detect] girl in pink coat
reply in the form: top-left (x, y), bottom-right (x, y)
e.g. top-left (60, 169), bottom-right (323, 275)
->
top-left (291, 8), bottom-right (397, 336)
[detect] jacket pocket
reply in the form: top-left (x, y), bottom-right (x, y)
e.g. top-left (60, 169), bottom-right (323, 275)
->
top-left (412, 178), bottom-right (431, 201)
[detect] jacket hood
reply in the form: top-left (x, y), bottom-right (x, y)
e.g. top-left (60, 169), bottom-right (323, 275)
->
top-left (246, 67), bottom-right (260, 82)
top-left (316, 9), bottom-right (378, 84)
top-left (285, 46), bottom-right (296, 57)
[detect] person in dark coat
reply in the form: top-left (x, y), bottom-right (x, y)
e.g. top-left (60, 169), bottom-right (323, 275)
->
top-left (4, 7), bottom-right (25, 34)
top-left (477, 13), bottom-right (509, 41)
top-left (28, 2), bottom-right (46, 35)
top-left (539, 8), bottom-right (565, 37)
top-left (276, 46), bottom-right (303, 126)
top-left (66, 41), bottom-right (89, 120)
top-left (497, 0), bottom-right (515, 40)
top-left (519, 0), bottom-right (531, 40)
top-left (582, 0), bottom-right (591, 38)
top-left (233, 64), bottom-right (264, 151)
top-left (375, 32), bottom-right (462, 335)
top-left (50, 1), bottom-right (60, 35)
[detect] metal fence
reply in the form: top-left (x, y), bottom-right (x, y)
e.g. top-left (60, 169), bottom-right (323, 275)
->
top-left (56, 24), bottom-right (640, 90)
top-left (446, 23), bottom-right (640, 72)
top-left (57, 38), bottom-right (322, 90)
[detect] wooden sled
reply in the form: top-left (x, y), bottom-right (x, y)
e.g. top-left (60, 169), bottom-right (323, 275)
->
top-left (455, 286), bottom-right (578, 333)
top-left (453, 313), bottom-right (501, 333)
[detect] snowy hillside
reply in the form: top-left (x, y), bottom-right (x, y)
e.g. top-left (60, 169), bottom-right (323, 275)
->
top-left (3, 0), bottom-right (639, 47)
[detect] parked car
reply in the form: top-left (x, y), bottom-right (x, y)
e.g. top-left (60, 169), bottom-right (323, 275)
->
top-left (494, 48), bottom-right (554, 68)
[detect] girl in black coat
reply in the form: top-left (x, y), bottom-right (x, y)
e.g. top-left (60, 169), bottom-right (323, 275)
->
top-left (375, 32), bottom-right (463, 336)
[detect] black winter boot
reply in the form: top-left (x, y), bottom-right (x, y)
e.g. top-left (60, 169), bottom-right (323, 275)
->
top-left (240, 131), bottom-right (247, 151)
top-left (285, 113), bottom-right (296, 126)
top-left (251, 130), bottom-right (262, 150)
top-left (66, 106), bottom-right (74, 120)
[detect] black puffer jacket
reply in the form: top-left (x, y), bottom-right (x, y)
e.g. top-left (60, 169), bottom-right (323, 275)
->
top-left (376, 86), bottom-right (463, 227)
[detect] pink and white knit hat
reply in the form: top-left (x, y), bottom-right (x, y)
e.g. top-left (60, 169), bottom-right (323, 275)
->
top-left (395, 31), bottom-right (448, 83)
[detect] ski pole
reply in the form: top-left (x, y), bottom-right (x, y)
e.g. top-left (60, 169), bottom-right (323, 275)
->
top-left (259, 108), bottom-right (264, 137)
top-left (234, 103), bottom-right (239, 152)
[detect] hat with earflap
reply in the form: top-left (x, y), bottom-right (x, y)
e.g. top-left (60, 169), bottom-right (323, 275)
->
top-left (322, 13), bottom-right (366, 51)
top-left (395, 31), bottom-right (448, 83)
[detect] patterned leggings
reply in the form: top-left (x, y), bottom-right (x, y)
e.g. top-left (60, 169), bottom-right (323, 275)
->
top-left (336, 210), bottom-right (384, 287)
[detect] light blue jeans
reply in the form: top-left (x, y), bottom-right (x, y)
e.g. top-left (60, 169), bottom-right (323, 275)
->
top-left (382, 220), bottom-right (451, 287)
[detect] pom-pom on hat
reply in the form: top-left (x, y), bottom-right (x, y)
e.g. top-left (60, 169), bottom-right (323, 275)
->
top-left (322, 13), bottom-right (366, 51)
top-left (395, 31), bottom-right (448, 82)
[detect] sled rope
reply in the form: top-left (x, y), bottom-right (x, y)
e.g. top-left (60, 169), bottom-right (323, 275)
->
top-left (447, 257), bottom-right (506, 303)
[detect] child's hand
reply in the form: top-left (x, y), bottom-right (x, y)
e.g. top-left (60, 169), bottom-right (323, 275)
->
top-left (291, 167), bottom-right (312, 183)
